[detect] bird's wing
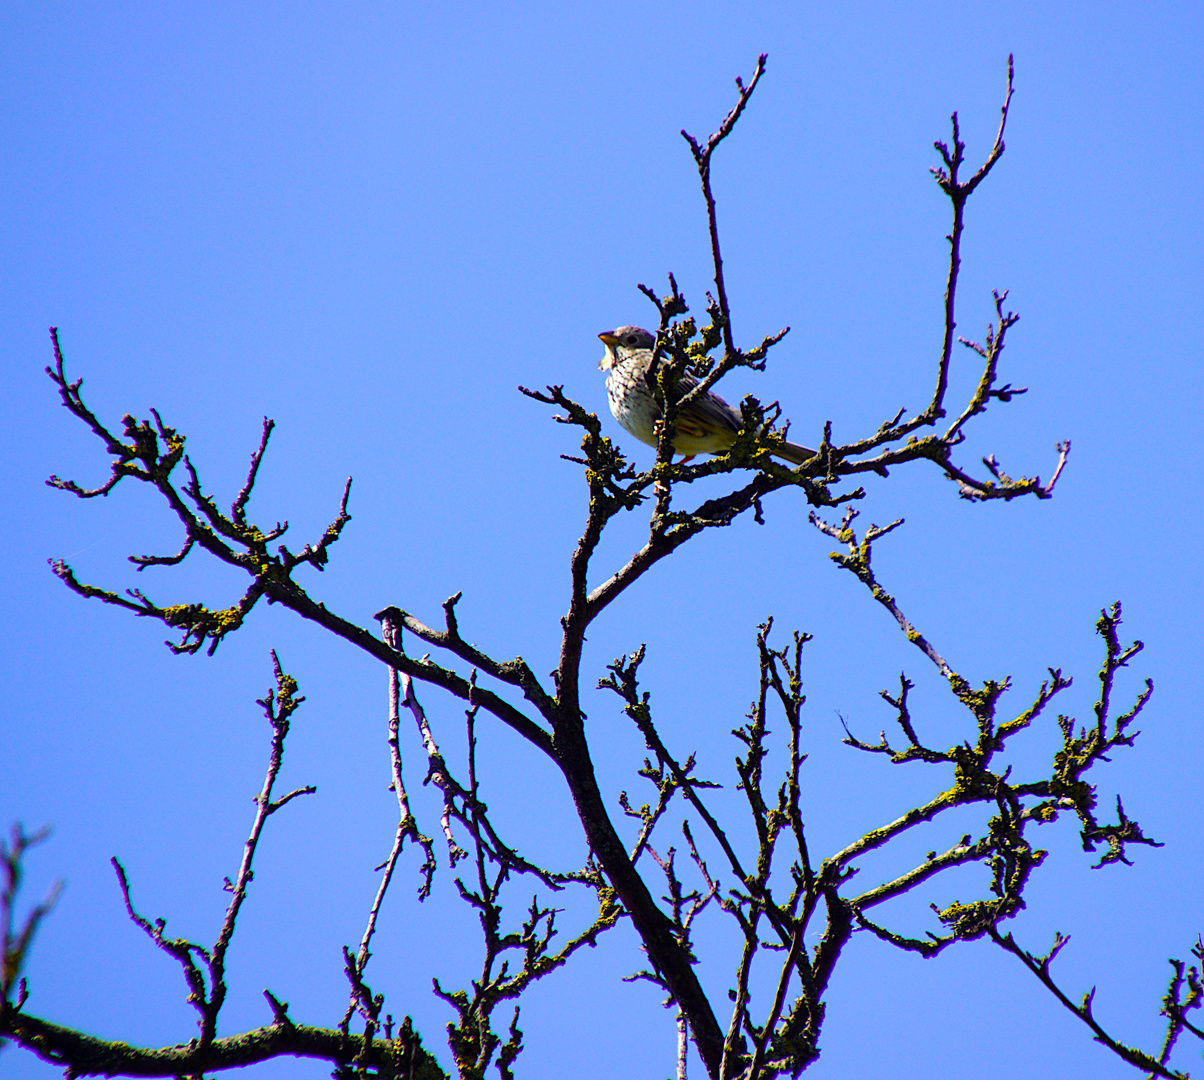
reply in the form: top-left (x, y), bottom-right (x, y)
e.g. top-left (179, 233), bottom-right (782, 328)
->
top-left (646, 365), bottom-right (742, 437)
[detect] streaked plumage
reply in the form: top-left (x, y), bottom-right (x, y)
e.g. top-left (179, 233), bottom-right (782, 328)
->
top-left (597, 326), bottom-right (814, 464)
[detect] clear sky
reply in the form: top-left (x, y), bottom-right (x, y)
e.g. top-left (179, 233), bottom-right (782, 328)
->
top-left (2, 2), bottom-right (1202, 1078)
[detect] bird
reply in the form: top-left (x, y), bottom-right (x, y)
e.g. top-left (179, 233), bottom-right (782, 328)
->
top-left (597, 326), bottom-right (815, 464)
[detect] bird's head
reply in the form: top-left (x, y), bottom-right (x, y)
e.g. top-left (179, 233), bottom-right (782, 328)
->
top-left (598, 326), bottom-right (656, 370)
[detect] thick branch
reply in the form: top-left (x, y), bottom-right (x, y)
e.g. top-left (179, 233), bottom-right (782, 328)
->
top-left (0, 1009), bottom-right (446, 1079)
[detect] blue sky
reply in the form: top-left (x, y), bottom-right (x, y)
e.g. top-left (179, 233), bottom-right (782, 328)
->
top-left (2, 2), bottom-right (1202, 1078)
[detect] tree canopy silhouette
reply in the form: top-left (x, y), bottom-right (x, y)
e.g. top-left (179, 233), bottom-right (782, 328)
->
top-left (3, 54), bottom-right (1198, 1080)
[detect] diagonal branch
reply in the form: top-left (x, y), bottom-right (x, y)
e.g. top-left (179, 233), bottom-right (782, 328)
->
top-left (992, 928), bottom-right (1188, 1080)
top-left (390, 595), bottom-right (557, 721)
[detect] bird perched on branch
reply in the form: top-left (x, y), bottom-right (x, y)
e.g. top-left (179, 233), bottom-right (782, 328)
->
top-left (598, 326), bottom-right (815, 464)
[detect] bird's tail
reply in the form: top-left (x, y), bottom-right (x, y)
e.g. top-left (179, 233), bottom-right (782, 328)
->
top-left (770, 439), bottom-right (816, 465)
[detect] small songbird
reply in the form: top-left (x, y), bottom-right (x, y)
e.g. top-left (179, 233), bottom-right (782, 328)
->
top-left (598, 326), bottom-right (815, 464)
